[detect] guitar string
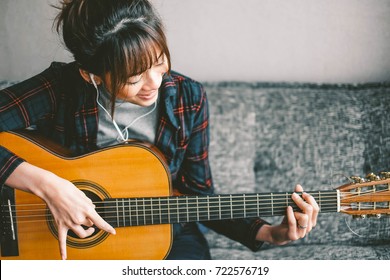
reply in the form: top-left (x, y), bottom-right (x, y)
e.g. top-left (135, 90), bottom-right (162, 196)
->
top-left (3, 195), bottom-right (340, 222)
top-left (7, 199), bottom-right (339, 219)
top-left (3, 203), bottom-right (387, 226)
top-left (5, 191), bottom-right (339, 213)
top-left (5, 187), bottom-right (386, 214)
top-left (0, 189), bottom-right (338, 207)
top-left (5, 190), bottom-right (385, 217)
top-left (4, 203), bottom-right (387, 225)
top-left (5, 194), bottom-right (389, 224)
top-left (7, 184), bottom-right (388, 209)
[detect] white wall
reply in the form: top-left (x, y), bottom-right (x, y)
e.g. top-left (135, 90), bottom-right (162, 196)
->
top-left (1, 0), bottom-right (389, 83)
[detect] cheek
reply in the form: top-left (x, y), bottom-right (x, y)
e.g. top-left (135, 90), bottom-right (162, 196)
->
top-left (118, 84), bottom-right (142, 99)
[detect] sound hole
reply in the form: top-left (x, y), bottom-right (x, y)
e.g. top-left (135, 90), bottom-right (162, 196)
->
top-left (47, 180), bottom-right (111, 249)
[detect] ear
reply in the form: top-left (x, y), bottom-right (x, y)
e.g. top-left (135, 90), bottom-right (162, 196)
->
top-left (79, 69), bottom-right (102, 85)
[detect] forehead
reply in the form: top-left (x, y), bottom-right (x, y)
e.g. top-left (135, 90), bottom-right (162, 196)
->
top-left (124, 42), bottom-right (163, 75)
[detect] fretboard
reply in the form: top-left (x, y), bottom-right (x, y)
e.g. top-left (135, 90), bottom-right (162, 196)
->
top-left (101, 190), bottom-right (338, 228)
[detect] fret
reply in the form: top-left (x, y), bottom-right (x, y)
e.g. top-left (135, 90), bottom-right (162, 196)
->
top-left (167, 198), bottom-right (171, 224)
top-left (143, 198), bottom-right (152, 225)
top-left (169, 197), bottom-right (182, 224)
top-left (286, 192), bottom-right (289, 208)
top-left (128, 198), bottom-right (137, 226)
top-left (158, 197), bottom-right (162, 224)
top-left (243, 194), bottom-right (246, 218)
top-left (219, 195), bottom-right (231, 220)
top-left (271, 193), bottom-right (274, 216)
top-left (199, 197), bottom-right (209, 220)
top-left (230, 195), bottom-right (233, 218)
top-left (256, 194), bottom-right (259, 217)
top-left (207, 196), bottom-right (218, 220)
top-left (150, 198), bottom-right (154, 225)
top-left (218, 195), bottom-right (222, 220)
top-left (318, 191), bottom-right (321, 210)
top-left (245, 195), bottom-right (258, 217)
top-left (143, 198), bottom-right (146, 225)
top-left (185, 197), bottom-right (198, 222)
top-left (186, 196), bottom-right (189, 222)
top-left (207, 196), bottom-right (210, 220)
top-left (177, 197), bottom-right (188, 223)
top-left (159, 197), bottom-right (169, 224)
top-left (196, 196), bottom-right (199, 221)
top-left (128, 199), bottom-right (132, 226)
top-left (122, 199), bottom-right (126, 227)
top-left (176, 197), bottom-right (179, 223)
top-left (148, 198), bottom-right (161, 225)
top-left (116, 199), bottom-right (120, 227)
top-left (133, 198), bottom-right (139, 226)
top-left (169, 197), bottom-right (177, 224)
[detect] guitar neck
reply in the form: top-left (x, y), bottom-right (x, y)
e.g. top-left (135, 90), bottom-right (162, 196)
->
top-left (102, 190), bottom-right (339, 228)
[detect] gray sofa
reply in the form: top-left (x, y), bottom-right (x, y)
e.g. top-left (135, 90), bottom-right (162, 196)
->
top-left (1, 80), bottom-right (390, 260)
top-left (204, 81), bottom-right (390, 259)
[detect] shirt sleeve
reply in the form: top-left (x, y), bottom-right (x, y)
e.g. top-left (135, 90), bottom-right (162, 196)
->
top-left (0, 63), bottom-right (61, 186)
top-left (175, 80), bottom-right (269, 251)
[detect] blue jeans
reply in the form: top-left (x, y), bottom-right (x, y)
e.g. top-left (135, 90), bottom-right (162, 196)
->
top-left (165, 223), bottom-right (211, 260)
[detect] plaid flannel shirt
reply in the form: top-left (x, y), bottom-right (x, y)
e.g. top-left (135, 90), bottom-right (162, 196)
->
top-left (0, 62), bottom-right (266, 251)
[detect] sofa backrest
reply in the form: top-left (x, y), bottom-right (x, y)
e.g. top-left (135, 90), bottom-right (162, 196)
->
top-left (205, 82), bottom-right (390, 247)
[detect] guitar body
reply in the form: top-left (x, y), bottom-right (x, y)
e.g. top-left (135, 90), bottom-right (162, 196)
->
top-left (0, 131), bottom-right (172, 260)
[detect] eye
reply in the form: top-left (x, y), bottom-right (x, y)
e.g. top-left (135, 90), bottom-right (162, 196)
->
top-left (126, 75), bottom-right (142, 85)
top-left (155, 59), bottom-right (165, 66)
top-left (155, 54), bottom-right (166, 66)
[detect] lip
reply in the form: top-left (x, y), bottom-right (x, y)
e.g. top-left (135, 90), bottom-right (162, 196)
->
top-left (138, 90), bottom-right (157, 101)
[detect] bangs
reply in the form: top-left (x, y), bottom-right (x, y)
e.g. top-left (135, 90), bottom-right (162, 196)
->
top-left (124, 35), bottom-right (163, 77)
top-left (102, 23), bottom-right (171, 98)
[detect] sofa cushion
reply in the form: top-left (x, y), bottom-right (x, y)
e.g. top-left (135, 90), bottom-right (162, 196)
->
top-left (205, 82), bottom-right (390, 259)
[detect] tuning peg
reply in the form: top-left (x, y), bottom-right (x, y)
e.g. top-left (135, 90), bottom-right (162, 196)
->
top-left (366, 173), bottom-right (380, 181)
top-left (379, 172), bottom-right (390, 179)
top-left (375, 214), bottom-right (382, 219)
top-left (352, 214), bottom-right (367, 219)
top-left (350, 176), bottom-right (365, 183)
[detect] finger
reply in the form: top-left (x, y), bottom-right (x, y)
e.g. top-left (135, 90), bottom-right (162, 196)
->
top-left (83, 218), bottom-right (94, 227)
top-left (295, 184), bottom-right (304, 193)
top-left (294, 211), bottom-right (309, 237)
top-left (57, 226), bottom-right (68, 260)
top-left (70, 224), bottom-right (96, 239)
top-left (302, 192), bottom-right (320, 228)
top-left (292, 192), bottom-right (314, 232)
top-left (292, 193), bottom-right (313, 218)
top-left (286, 206), bottom-right (299, 241)
top-left (88, 211), bottom-right (116, 235)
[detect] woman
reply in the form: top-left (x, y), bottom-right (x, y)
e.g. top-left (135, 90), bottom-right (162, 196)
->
top-left (0, 0), bottom-right (318, 260)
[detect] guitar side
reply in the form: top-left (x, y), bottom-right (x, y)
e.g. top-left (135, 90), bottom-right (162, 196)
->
top-left (0, 131), bottom-right (173, 260)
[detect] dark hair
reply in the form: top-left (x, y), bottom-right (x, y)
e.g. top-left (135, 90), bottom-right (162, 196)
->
top-left (54, 0), bottom-right (171, 101)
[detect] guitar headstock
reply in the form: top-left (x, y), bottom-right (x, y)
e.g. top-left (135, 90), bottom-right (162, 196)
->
top-left (337, 172), bottom-right (390, 218)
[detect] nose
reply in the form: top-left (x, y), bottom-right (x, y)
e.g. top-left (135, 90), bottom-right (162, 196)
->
top-left (143, 68), bottom-right (163, 91)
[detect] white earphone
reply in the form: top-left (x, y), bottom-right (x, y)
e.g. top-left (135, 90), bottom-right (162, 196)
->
top-left (89, 73), bottom-right (157, 143)
top-left (90, 73), bottom-right (127, 141)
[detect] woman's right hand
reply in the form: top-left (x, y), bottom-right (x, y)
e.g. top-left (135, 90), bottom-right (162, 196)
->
top-left (5, 162), bottom-right (116, 260)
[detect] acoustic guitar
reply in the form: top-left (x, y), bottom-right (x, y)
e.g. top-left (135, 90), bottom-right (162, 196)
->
top-left (0, 131), bottom-right (389, 260)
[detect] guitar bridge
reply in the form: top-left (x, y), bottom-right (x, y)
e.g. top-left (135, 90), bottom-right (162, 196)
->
top-left (1, 185), bottom-right (19, 257)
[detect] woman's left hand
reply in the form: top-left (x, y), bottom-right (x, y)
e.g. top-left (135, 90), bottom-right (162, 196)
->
top-left (256, 184), bottom-right (319, 245)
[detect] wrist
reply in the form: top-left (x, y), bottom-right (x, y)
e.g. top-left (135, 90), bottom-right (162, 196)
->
top-left (256, 224), bottom-right (274, 243)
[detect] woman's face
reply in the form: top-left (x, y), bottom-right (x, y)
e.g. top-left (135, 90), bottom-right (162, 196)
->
top-left (108, 53), bottom-right (169, 107)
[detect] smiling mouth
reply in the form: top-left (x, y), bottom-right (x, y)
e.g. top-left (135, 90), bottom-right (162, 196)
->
top-left (138, 90), bottom-right (157, 100)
